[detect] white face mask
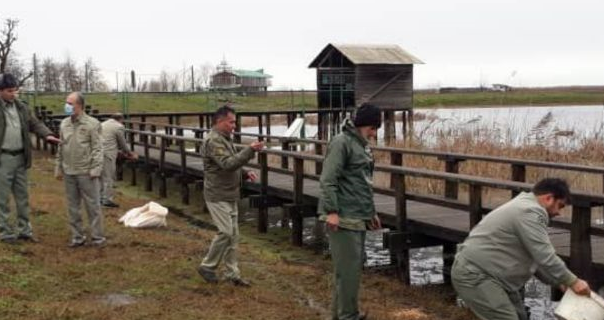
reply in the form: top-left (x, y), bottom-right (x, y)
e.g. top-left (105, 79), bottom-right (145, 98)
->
top-left (64, 103), bottom-right (74, 115)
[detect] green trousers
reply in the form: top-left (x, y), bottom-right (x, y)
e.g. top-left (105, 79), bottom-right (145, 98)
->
top-left (64, 174), bottom-right (104, 243)
top-left (328, 228), bottom-right (366, 320)
top-left (0, 154), bottom-right (32, 240)
top-left (200, 201), bottom-right (240, 280)
top-left (100, 154), bottom-right (117, 203)
top-left (452, 256), bottom-right (528, 320)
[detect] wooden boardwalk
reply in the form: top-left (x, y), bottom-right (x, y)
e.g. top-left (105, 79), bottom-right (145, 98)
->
top-left (131, 145), bottom-right (604, 276)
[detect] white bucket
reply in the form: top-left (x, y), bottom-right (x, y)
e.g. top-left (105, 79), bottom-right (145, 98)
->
top-left (554, 290), bottom-right (604, 320)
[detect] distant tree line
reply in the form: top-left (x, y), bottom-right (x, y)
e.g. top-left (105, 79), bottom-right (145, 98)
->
top-left (1, 17), bottom-right (219, 93)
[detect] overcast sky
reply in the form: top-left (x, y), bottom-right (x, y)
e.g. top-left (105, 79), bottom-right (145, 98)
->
top-left (4, 0), bottom-right (604, 89)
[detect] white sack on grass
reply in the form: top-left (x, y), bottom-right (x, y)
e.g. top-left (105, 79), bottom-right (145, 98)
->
top-left (119, 202), bottom-right (168, 228)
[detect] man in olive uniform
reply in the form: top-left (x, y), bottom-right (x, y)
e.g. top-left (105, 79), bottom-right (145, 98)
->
top-left (452, 178), bottom-right (591, 320)
top-left (0, 73), bottom-right (60, 244)
top-left (100, 113), bottom-right (137, 208)
top-left (319, 103), bottom-right (383, 320)
top-left (55, 92), bottom-right (105, 247)
top-left (197, 105), bottom-right (264, 286)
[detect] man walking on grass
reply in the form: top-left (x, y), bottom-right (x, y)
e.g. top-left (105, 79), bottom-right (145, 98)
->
top-left (452, 178), bottom-right (591, 320)
top-left (197, 105), bottom-right (263, 287)
top-left (319, 103), bottom-right (383, 320)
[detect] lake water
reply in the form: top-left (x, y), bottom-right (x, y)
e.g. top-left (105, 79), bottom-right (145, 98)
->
top-left (236, 105), bottom-right (604, 149)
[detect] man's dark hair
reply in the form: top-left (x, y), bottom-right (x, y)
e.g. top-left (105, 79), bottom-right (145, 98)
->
top-left (213, 105), bottom-right (235, 124)
top-left (532, 178), bottom-right (571, 203)
top-left (0, 73), bottom-right (19, 90)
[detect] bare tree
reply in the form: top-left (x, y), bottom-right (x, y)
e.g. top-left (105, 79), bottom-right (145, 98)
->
top-left (148, 79), bottom-right (161, 92)
top-left (198, 62), bottom-right (215, 89)
top-left (0, 19), bottom-right (33, 85)
top-left (41, 58), bottom-right (61, 91)
top-left (61, 56), bottom-right (81, 91)
top-left (82, 57), bottom-right (106, 92)
top-left (169, 73), bottom-right (180, 92)
top-left (159, 70), bottom-right (169, 92)
top-left (0, 18), bottom-right (18, 73)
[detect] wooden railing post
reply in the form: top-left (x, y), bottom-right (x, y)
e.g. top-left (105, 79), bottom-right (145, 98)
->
top-left (393, 171), bottom-right (410, 284)
top-left (234, 114), bottom-right (241, 143)
top-left (469, 184), bottom-right (483, 228)
top-left (511, 164), bottom-right (526, 198)
top-left (179, 136), bottom-right (189, 205)
top-left (390, 152), bottom-right (403, 190)
top-left (266, 114), bottom-right (271, 143)
top-left (314, 143), bottom-right (323, 175)
top-left (158, 138), bottom-right (168, 198)
top-left (570, 202), bottom-right (593, 282)
top-left (444, 158), bottom-right (460, 199)
top-left (258, 152), bottom-right (269, 233)
top-left (150, 125), bottom-right (157, 145)
top-left (258, 115), bottom-right (264, 141)
top-left (292, 158), bottom-right (304, 246)
top-left (144, 133), bottom-right (153, 192)
top-left (281, 139), bottom-right (290, 169)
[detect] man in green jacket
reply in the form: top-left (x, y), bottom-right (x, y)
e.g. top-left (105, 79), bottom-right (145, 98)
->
top-left (0, 73), bottom-right (60, 244)
top-left (452, 178), bottom-right (591, 320)
top-left (197, 105), bottom-right (263, 287)
top-left (319, 103), bottom-right (382, 320)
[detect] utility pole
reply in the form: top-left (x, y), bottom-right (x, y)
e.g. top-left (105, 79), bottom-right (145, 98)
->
top-left (190, 65), bottom-right (195, 92)
top-left (84, 62), bottom-right (90, 92)
top-left (182, 65), bottom-right (186, 92)
top-left (115, 72), bottom-right (119, 92)
top-left (32, 54), bottom-right (38, 106)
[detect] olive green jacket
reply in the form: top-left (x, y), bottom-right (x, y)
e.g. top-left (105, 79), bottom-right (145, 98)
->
top-left (55, 113), bottom-right (103, 177)
top-left (0, 99), bottom-right (53, 168)
top-left (456, 192), bottom-right (577, 291)
top-left (201, 129), bottom-right (255, 202)
top-left (318, 120), bottom-right (376, 221)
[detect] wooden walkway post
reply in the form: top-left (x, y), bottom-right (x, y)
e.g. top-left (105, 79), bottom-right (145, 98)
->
top-left (444, 158), bottom-right (460, 199)
top-left (234, 114), bottom-right (241, 143)
top-left (469, 184), bottom-right (483, 228)
top-left (511, 164), bottom-right (526, 198)
top-left (178, 136), bottom-right (189, 205)
top-left (570, 202), bottom-right (593, 282)
top-left (281, 139), bottom-right (290, 169)
top-left (158, 138), bottom-right (168, 198)
top-left (258, 152), bottom-right (269, 233)
top-left (314, 142), bottom-right (323, 175)
top-left (292, 158), bottom-right (305, 246)
top-left (143, 133), bottom-right (153, 192)
top-left (393, 171), bottom-right (410, 284)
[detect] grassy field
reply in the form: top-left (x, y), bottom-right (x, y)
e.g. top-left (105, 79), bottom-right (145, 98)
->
top-left (0, 151), bottom-right (474, 320)
top-left (21, 87), bottom-right (604, 115)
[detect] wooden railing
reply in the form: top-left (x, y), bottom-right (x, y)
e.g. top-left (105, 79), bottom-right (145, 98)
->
top-left (115, 127), bottom-right (604, 286)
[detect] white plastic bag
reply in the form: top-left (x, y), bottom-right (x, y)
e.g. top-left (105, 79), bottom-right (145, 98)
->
top-left (118, 202), bottom-right (168, 228)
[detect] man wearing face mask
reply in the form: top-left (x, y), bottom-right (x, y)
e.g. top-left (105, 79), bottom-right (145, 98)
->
top-left (318, 103), bottom-right (382, 320)
top-left (0, 73), bottom-right (60, 244)
top-left (452, 178), bottom-right (592, 320)
top-left (55, 92), bottom-right (105, 247)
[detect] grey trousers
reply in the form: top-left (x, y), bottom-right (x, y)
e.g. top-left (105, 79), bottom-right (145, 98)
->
top-left (100, 155), bottom-right (116, 202)
top-left (64, 174), bottom-right (104, 242)
top-left (200, 201), bottom-right (240, 280)
top-left (328, 228), bottom-right (366, 320)
top-left (0, 154), bottom-right (32, 240)
top-left (452, 256), bottom-right (528, 320)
